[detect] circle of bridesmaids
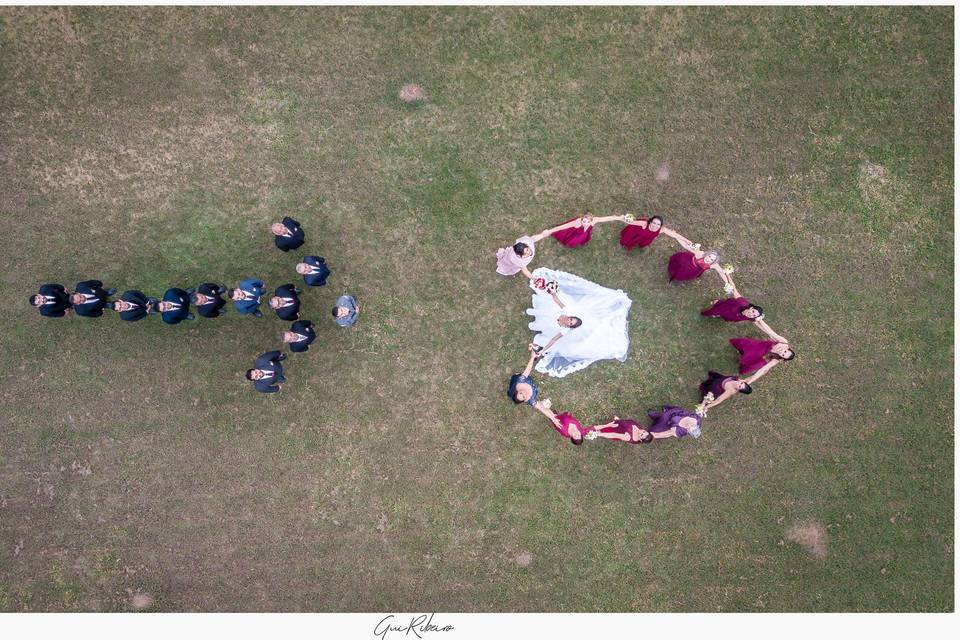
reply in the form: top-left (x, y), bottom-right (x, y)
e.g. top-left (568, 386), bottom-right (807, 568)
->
top-left (496, 212), bottom-right (795, 446)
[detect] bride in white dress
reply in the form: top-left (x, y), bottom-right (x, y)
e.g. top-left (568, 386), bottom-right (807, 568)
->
top-left (527, 267), bottom-right (632, 378)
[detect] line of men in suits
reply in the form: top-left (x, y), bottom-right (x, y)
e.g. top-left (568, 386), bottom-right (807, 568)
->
top-left (30, 216), bottom-right (360, 394)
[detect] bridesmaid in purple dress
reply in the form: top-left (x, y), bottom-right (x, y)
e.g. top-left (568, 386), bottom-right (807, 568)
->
top-left (645, 405), bottom-right (703, 440)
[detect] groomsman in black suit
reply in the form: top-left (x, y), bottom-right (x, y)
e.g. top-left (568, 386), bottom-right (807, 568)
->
top-left (70, 280), bottom-right (114, 317)
top-left (296, 255), bottom-right (330, 287)
top-left (246, 350), bottom-right (286, 393)
top-left (282, 320), bottom-right (316, 353)
top-left (159, 287), bottom-right (194, 325)
top-left (269, 284), bottom-right (301, 321)
top-left (191, 283), bottom-right (228, 318)
top-left (30, 283), bottom-right (72, 317)
top-left (271, 216), bottom-right (305, 252)
top-left (110, 290), bottom-right (158, 322)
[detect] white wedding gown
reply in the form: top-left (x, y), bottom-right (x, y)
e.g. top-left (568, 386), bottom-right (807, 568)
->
top-left (527, 267), bottom-right (632, 378)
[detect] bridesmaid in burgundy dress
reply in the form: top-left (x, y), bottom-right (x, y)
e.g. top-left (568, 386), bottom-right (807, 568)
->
top-left (729, 337), bottom-right (794, 375)
top-left (538, 406), bottom-right (592, 445)
top-left (589, 417), bottom-right (653, 444)
top-left (698, 371), bottom-right (752, 410)
top-left (667, 248), bottom-right (720, 281)
top-left (702, 297), bottom-right (789, 342)
top-left (547, 213), bottom-right (622, 248)
top-left (619, 215), bottom-right (663, 250)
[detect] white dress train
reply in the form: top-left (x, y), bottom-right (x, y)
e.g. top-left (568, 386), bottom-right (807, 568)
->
top-left (527, 267), bottom-right (632, 378)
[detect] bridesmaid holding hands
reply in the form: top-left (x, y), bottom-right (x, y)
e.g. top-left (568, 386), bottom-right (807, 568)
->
top-left (619, 215), bottom-right (664, 250)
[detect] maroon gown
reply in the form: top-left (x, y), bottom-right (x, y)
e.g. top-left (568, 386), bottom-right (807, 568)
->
top-left (552, 217), bottom-right (594, 248)
top-left (729, 337), bottom-right (777, 375)
top-left (597, 418), bottom-right (646, 444)
top-left (619, 220), bottom-right (661, 249)
top-left (702, 297), bottom-right (754, 322)
top-left (699, 371), bottom-right (738, 400)
top-left (667, 251), bottom-right (709, 281)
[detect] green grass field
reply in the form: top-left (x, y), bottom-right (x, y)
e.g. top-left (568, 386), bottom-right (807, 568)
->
top-left (0, 7), bottom-right (953, 612)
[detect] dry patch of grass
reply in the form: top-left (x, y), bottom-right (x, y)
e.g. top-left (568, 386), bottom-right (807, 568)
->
top-left (786, 521), bottom-right (828, 559)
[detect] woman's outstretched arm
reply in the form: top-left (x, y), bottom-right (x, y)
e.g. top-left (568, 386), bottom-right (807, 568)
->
top-left (754, 318), bottom-right (788, 343)
top-left (660, 226), bottom-right (695, 249)
top-left (521, 350), bottom-right (538, 377)
top-left (538, 332), bottom-right (565, 353)
top-left (530, 217), bottom-right (584, 241)
top-left (704, 387), bottom-right (738, 410)
top-left (744, 359), bottom-right (780, 385)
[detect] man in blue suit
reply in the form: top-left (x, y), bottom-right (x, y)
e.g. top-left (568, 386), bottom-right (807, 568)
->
top-left (30, 283), bottom-right (72, 317)
top-left (159, 287), bottom-right (194, 324)
top-left (269, 283), bottom-right (301, 321)
top-left (110, 290), bottom-right (159, 322)
top-left (272, 216), bottom-right (304, 252)
top-left (228, 278), bottom-right (265, 317)
top-left (296, 255), bottom-right (330, 287)
top-left (191, 282), bottom-right (227, 318)
top-left (70, 280), bottom-right (114, 317)
top-left (246, 350), bottom-right (286, 393)
top-left (282, 319), bottom-right (316, 353)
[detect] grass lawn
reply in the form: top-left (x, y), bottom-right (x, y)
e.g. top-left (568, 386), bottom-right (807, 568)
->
top-left (0, 6), bottom-right (953, 611)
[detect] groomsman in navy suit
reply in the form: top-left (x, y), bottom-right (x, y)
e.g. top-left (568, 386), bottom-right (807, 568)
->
top-left (282, 319), bottom-right (316, 353)
top-left (159, 287), bottom-right (194, 324)
top-left (191, 282), bottom-right (227, 318)
top-left (228, 278), bottom-right (265, 317)
top-left (70, 280), bottom-right (114, 317)
top-left (246, 350), bottom-right (286, 393)
top-left (296, 255), bottom-right (330, 287)
top-left (30, 283), bottom-right (72, 317)
top-left (269, 284), bottom-right (301, 321)
top-left (272, 216), bottom-right (304, 252)
top-left (110, 290), bottom-right (158, 322)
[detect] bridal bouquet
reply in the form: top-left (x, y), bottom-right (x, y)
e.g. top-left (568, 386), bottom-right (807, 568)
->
top-left (544, 281), bottom-right (558, 294)
top-left (584, 431), bottom-right (599, 441)
top-left (533, 277), bottom-right (547, 290)
top-left (623, 213), bottom-right (636, 223)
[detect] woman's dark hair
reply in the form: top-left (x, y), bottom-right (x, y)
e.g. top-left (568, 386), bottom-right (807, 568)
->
top-left (782, 349), bottom-right (796, 361)
top-left (570, 436), bottom-right (583, 446)
top-left (744, 304), bottom-right (763, 317)
top-left (244, 369), bottom-right (256, 381)
top-left (738, 383), bottom-right (753, 395)
top-left (569, 316), bottom-right (583, 328)
top-left (331, 307), bottom-right (339, 318)
top-left (639, 432), bottom-right (654, 444)
top-left (513, 242), bottom-right (529, 256)
top-left (648, 215), bottom-right (663, 226)
top-left (511, 393), bottom-right (524, 405)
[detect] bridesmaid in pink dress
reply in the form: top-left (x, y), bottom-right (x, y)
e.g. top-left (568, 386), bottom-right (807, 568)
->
top-left (729, 337), bottom-right (794, 375)
top-left (619, 215), bottom-right (663, 250)
top-left (496, 235), bottom-right (537, 278)
top-left (538, 406), bottom-right (592, 445)
top-left (589, 417), bottom-right (654, 444)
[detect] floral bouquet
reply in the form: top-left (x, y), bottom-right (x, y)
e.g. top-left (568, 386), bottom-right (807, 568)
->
top-left (691, 243), bottom-right (702, 252)
top-left (544, 281), bottom-right (558, 294)
top-left (723, 264), bottom-right (736, 275)
top-left (623, 213), bottom-right (636, 223)
top-left (723, 282), bottom-right (735, 295)
top-left (584, 431), bottom-right (599, 441)
top-left (533, 277), bottom-right (547, 290)
top-left (540, 398), bottom-right (552, 410)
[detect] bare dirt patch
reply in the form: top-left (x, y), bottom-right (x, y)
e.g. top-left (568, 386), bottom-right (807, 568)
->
top-left (786, 521), bottom-right (828, 559)
top-left (129, 592), bottom-right (154, 609)
top-left (655, 163), bottom-right (671, 184)
top-left (515, 551), bottom-right (533, 567)
top-left (399, 84), bottom-right (427, 103)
